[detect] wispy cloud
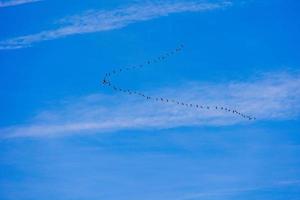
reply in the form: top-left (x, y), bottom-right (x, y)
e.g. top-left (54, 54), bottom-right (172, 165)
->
top-left (0, 0), bottom-right (41, 8)
top-left (0, 1), bottom-right (232, 49)
top-left (1, 71), bottom-right (299, 138)
top-left (181, 179), bottom-right (300, 199)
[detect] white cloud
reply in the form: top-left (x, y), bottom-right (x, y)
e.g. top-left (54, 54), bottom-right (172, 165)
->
top-left (0, 1), bottom-right (232, 49)
top-left (1, 71), bottom-right (299, 138)
top-left (180, 179), bottom-right (300, 199)
top-left (0, 0), bottom-right (41, 8)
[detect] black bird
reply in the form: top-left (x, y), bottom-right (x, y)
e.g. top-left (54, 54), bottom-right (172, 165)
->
top-left (102, 79), bottom-right (108, 85)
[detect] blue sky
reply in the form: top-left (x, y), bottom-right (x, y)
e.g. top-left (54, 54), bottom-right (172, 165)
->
top-left (0, 0), bottom-right (300, 199)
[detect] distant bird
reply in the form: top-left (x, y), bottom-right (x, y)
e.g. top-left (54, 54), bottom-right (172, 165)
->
top-left (102, 79), bottom-right (109, 85)
top-left (102, 44), bottom-right (254, 121)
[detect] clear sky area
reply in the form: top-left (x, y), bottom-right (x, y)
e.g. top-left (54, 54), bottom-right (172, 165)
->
top-left (0, 0), bottom-right (300, 199)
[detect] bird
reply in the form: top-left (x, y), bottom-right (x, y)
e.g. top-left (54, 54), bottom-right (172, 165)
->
top-left (102, 79), bottom-right (109, 85)
top-left (101, 45), bottom-right (254, 121)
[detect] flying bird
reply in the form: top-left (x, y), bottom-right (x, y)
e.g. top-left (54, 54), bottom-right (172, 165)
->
top-left (101, 44), bottom-right (255, 121)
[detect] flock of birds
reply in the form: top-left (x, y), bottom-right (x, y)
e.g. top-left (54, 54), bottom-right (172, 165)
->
top-left (101, 45), bottom-right (256, 121)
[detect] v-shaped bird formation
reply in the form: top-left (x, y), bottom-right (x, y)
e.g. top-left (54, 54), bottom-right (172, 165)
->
top-left (101, 45), bottom-right (256, 121)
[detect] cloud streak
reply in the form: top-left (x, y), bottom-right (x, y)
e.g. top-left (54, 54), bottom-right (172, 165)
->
top-left (181, 179), bottom-right (300, 199)
top-left (0, 0), bottom-right (41, 8)
top-left (1, 71), bottom-right (300, 138)
top-left (0, 1), bottom-right (232, 49)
